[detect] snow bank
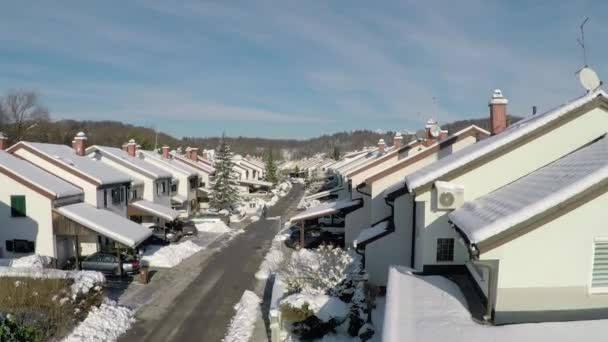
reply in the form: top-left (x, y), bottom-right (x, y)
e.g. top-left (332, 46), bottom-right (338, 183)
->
top-left (255, 247), bottom-right (283, 280)
top-left (250, 215), bottom-right (260, 222)
top-left (142, 240), bottom-right (203, 268)
top-left (9, 254), bottom-right (53, 268)
top-left (222, 290), bottom-right (261, 342)
top-left (62, 299), bottom-right (135, 342)
top-left (0, 256), bottom-right (105, 300)
top-left (194, 218), bottom-right (231, 234)
top-left (280, 293), bottom-right (349, 321)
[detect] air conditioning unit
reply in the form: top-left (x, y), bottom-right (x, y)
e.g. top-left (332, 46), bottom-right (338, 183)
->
top-left (435, 181), bottom-right (465, 210)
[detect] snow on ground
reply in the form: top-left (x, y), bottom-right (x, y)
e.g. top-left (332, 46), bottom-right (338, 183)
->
top-left (193, 219), bottom-right (231, 234)
top-left (255, 246), bottom-right (283, 280)
top-left (250, 215), bottom-right (260, 222)
top-left (142, 240), bottom-right (203, 268)
top-left (222, 290), bottom-right (261, 342)
top-left (0, 255), bottom-right (105, 299)
top-left (62, 299), bottom-right (135, 342)
top-left (384, 265), bottom-right (608, 342)
top-left (8, 254), bottom-right (54, 268)
top-left (280, 293), bottom-right (349, 321)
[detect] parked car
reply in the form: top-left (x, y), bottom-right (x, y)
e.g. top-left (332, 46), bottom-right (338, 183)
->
top-left (81, 252), bottom-right (140, 275)
top-left (284, 228), bottom-right (344, 249)
top-left (318, 214), bottom-right (345, 227)
top-left (149, 225), bottom-right (181, 243)
top-left (174, 220), bottom-right (197, 236)
top-left (140, 234), bottom-right (171, 248)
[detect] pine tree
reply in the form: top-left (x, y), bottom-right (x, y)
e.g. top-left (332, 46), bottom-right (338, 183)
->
top-left (332, 145), bottom-right (341, 161)
top-left (210, 134), bottom-right (240, 211)
top-left (265, 148), bottom-right (279, 184)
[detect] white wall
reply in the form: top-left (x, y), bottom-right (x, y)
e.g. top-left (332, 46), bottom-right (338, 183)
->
top-left (415, 107), bottom-right (608, 268)
top-left (96, 185), bottom-right (128, 217)
top-left (344, 190), bottom-right (370, 245)
top-left (0, 176), bottom-right (55, 259)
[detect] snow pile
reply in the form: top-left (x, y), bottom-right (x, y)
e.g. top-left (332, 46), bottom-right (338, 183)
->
top-left (62, 299), bottom-right (135, 342)
top-left (281, 293), bottom-right (349, 321)
top-left (222, 290), bottom-right (261, 342)
top-left (255, 244), bottom-right (283, 280)
top-left (0, 257), bottom-right (105, 299)
top-left (250, 215), bottom-right (260, 222)
top-left (194, 219), bottom-right (231, 234)
top-left (266, 195), bottom-right (280, 207)
top-left (142, 240), bottom-right (203, 268)
top-left (275, 181), bottom-right (293, 197)
top-left (9, 254), bottom-right (53, 268)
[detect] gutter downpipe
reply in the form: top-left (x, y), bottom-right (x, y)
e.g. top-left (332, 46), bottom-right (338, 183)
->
top-left (410, 192), bottom-right (417, 269)
top-left (355, 182), bottom-right (371, 197)
top-left (451, 222), bottom-right (494, 323)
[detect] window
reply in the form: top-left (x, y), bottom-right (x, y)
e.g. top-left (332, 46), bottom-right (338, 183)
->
top-left (131, 189), bottom-right (138, 200)
top-left (156, 182), bottom-right (161, 196)
top-left (6, 239), bottom-right (34, 253)
top-left (111, 188), bottom-right (124, 204)
top-left (10, 196), bottom-right (26, 217)
top-left (171, 184), bottom-right (177, 193)
top-left (436, 238), bottom-right (454, 262)
top-left (161, 181), bottom-right (166, 194)
top-left (189, 177), bottom-right (198, 190)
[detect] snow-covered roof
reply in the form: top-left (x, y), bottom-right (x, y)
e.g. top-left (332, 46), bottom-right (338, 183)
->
top-left (353, 220), bottom-right (389, 248)
top-left (171, 152), bottom-right (215, 174)
top-left (405, 89), bottom-right (608, 191)
top-left (346, 140), bottom-right (420, 177)
top-left (290, 199), bottom-right (361, 222)
top-left (171, 194), bottom-right (187, 204)
top-left (383, 265), bottom-right (608, 341)
top-left (0, 150), bottom-right (82, 199)
top-left (55, 203), bottom-right (152, 248)
top-left (130, 199), bottom-right (180, 221)
top-left (15, 142), bottom-right (133, 185)
top-left (88, 145), bottom-right (172, 179)
top-left (450, 135), bottom-right (608, 246)
top-left (304, 186), bottom-right (344, 200)
top-left (138, 150), bottom-right (198, 177)
top-left (239, 178), bottom-right (273, 187)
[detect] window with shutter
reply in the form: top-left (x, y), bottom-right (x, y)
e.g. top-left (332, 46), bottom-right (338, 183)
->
top-left (10, 195), bottom-right (26, 217)
top-left (591, 240), bottom-right (608, 293)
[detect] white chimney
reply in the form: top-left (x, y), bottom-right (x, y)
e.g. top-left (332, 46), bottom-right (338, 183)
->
top-left (378, 138), bottom-right (386, 154)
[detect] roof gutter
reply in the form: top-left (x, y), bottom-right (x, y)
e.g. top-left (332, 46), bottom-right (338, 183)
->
top-left (355, 214), bottom-right (394, 268)
top-left (449, 220), bottom-right (479, 260)
top-left (355, 182), bottom-right (371, 197)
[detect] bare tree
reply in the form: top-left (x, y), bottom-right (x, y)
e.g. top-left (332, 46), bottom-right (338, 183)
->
top-left (1, 90), bottom-right (50, 142)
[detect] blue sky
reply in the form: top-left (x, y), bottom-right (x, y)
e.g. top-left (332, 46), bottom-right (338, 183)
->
top-left (0, 1), bottom-right (604, 138)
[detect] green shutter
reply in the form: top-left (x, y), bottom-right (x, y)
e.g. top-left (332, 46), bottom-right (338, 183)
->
top-left (10, 195), bottom-right (26, 217)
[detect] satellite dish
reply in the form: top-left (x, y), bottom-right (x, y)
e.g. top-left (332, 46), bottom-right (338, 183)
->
top-left (429, 124), bottom-right (441, 138)
top-left (579, 67), bottom-right (601, 91)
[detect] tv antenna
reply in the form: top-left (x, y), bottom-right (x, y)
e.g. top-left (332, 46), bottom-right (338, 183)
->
top-left (577, 17), bottom-right (590, 67)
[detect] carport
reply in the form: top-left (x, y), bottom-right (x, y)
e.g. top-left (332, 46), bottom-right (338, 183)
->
top-left (129, 199), bottom-right (180, 223)
top-left (53, 202), bottom-right (152, 274)
top-left (289, 199), bottom-right (362, 246)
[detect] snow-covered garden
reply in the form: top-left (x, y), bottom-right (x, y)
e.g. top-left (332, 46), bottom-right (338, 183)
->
top-left (0, 255), bottom-right (133, 342)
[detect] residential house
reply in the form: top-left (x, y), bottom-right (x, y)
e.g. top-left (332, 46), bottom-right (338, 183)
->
top-left (86, 140), bottom-right (179, 225)
top-left (137, 146), bottom-right (200, 215)
top-left (171, 147), bottom-right (215, 208)
top-left (381, 89), bottom-right (608, 285)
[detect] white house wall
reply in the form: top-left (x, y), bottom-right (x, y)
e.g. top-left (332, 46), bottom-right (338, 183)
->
top-left (0, 177), bottom-right (55, 259)
top-left (415, 107), bottom-right (608, 269)
top-left (480, 190), bottom-right (608, 322)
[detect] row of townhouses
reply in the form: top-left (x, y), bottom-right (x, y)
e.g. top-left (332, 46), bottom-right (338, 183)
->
top-left (0, 132), bottom-right (264, 269)
top-left (293, 87), bottom-right (608, 327)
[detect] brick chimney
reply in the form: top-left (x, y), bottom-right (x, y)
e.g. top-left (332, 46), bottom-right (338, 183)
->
top-left (121, 144), bottom-right (128, 152)
top-left (423, 119), bottom-right (440, 146)
top-left (185, 147), bottom-right (192, 159)
top-left (126, 139), bottom-right (137, 157)
top-left (73, 132), bottom-right (87, 156)
top-left (189, 147), bottom-right (199, 161)
top-left (394, 132), bottom-right (403, 149)
top-left (377, 138), bottom-right (386, 154)
top-left (0, 132), bottom-right (8, 150)
top-left (489, 89), bottom-right (508, 135)
top-left (161, 145), bottom-right (170, 159)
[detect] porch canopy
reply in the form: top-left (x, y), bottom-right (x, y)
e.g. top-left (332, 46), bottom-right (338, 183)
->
top-left (239, 179), bottom-right (274, 188)
top-left (197, 187), bottom-right (212, 195)
top-left (353, 220), bottom-right (390, 248)
top-left (171, 194), bottom-right (187, 205)
top-left (290, 199), bottom-right (362, 222)
top-left (305, 186), bottom-right (344, 200)
top-left (129, 199), bottom-right (180, 222)
top-left (54, 203), bottom-right (152, 248)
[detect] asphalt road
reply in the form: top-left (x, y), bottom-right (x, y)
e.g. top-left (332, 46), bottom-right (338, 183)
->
top-left (120, 184), bottom-right (304, 342)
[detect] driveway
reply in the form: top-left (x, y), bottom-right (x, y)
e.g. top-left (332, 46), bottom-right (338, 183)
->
top-left (119, 183), bottom-right (304, 342)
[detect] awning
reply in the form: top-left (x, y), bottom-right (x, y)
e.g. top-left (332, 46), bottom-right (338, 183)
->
top-left (55, 203), bottom-right (152, 248)
top-left (197, 187), bottom-right (212, 195)
top-left (171, 194), bottom-right (187, 205)
top-left (290, 199), bottom-right (362, 222)
top-left (130, 199), bottom-right (180, 221)
top-left (305, 186), bottom-right (344, 200)
top-left (354, 220), bottom-right (390, 248)
top-left (239, 179), bottom-right (274, 187)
